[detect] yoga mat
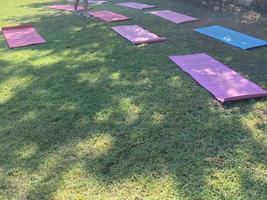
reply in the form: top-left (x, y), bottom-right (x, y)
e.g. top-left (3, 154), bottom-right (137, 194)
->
top-left (116, 2), bottom-right (156, 10)
top-left (1, 25), bottom-right (46, 48)
top-left (88, 0), bottom-right (108, 4)
top-left (88, 10), bottom-right (130, 22)
top-left (194, 26), bottom-right (267, 49)
top-left (47, 5), bottom-right (83, 11)
top-left (66, 0), bottom-right (108, 5)
top-left (149, 10), bottom-right (198, 24)
top-left (112, 25), bottom-right (166, 44)
top-left (169, 53), bottom-right (267, 102)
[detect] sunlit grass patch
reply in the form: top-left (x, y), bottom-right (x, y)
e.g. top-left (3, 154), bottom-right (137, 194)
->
top-left (78, 72), bottom-right (101, 85)
top-left (206, 170), bottom-right (242, 197)
top-left (94, 108), bottom-right (113, 123)
top-left (16, 143), bottom-right (39, 159)
top-left (0, 76), bottom-right (34, 104)
top-left (54, 162), bottom-right (109, 200)
top-left (75, 133), bottom-right (114, 157)
top-left (119, 97), bottom-right (142, 123)
top-left (110, 72), bottom-right (120, 80)
top-left (151, 112), bottom-right (165, 124)
top-left (55, 166), bottom-right (179, 200)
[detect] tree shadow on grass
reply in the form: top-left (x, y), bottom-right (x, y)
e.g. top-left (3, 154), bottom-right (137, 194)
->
top-left (0, 0), bottom-right (266, 199)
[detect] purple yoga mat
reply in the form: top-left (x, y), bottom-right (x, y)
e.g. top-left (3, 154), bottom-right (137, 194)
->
top-left (169, 53), bottom-right (267, 102)
top-left (149, 10), bottom-right (198, 24)
top-left (116, 2), bottom-right (156, 10)
top-left (88, 10), bottom-right (130, 22)
top-left (47, 5), bottom-right (83, 11)
top-left (112, 25), bottom-right (166, 44)
top-left (1, 25), bottom-right (46, 48)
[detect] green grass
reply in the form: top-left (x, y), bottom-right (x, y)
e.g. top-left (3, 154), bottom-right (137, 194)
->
top-left (0, 0), bottom-right (267, 199)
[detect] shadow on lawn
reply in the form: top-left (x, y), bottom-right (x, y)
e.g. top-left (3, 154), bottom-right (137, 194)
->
top-left (0, 0), bottom-right (266, 199)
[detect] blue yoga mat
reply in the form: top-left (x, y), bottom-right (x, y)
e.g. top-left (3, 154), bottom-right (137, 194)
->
top-left (194, 25), bottom-right (267, 50)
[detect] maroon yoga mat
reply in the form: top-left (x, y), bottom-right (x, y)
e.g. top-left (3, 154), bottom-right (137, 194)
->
top-left (88, 10), bottom-right (130, 22)
top-left (1, 25), bottom-right (46, 48)
top-left (112, 25), bottom-right (166, 45)
top-left (169, 53), bottom-right (267, 102)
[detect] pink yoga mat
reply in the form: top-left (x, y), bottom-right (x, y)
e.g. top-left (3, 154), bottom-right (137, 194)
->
top-left (1, 25), bottom-right (46, 48)
top-left (47, 5), bottom-right (83, 11)
top-left (116, 2), bottom-right (156, 10)
top-left (169, 53), bottom-right (267, 102)
top-left (149, 10), bottom-right (198, 24)
top-left (112, 25), bottom-right (166, 44)
top-left (88, 10), bottom-right (130, 22)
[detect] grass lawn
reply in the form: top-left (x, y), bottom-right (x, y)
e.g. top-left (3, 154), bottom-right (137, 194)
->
top-left (0, 0), bottom-right (267, 199)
